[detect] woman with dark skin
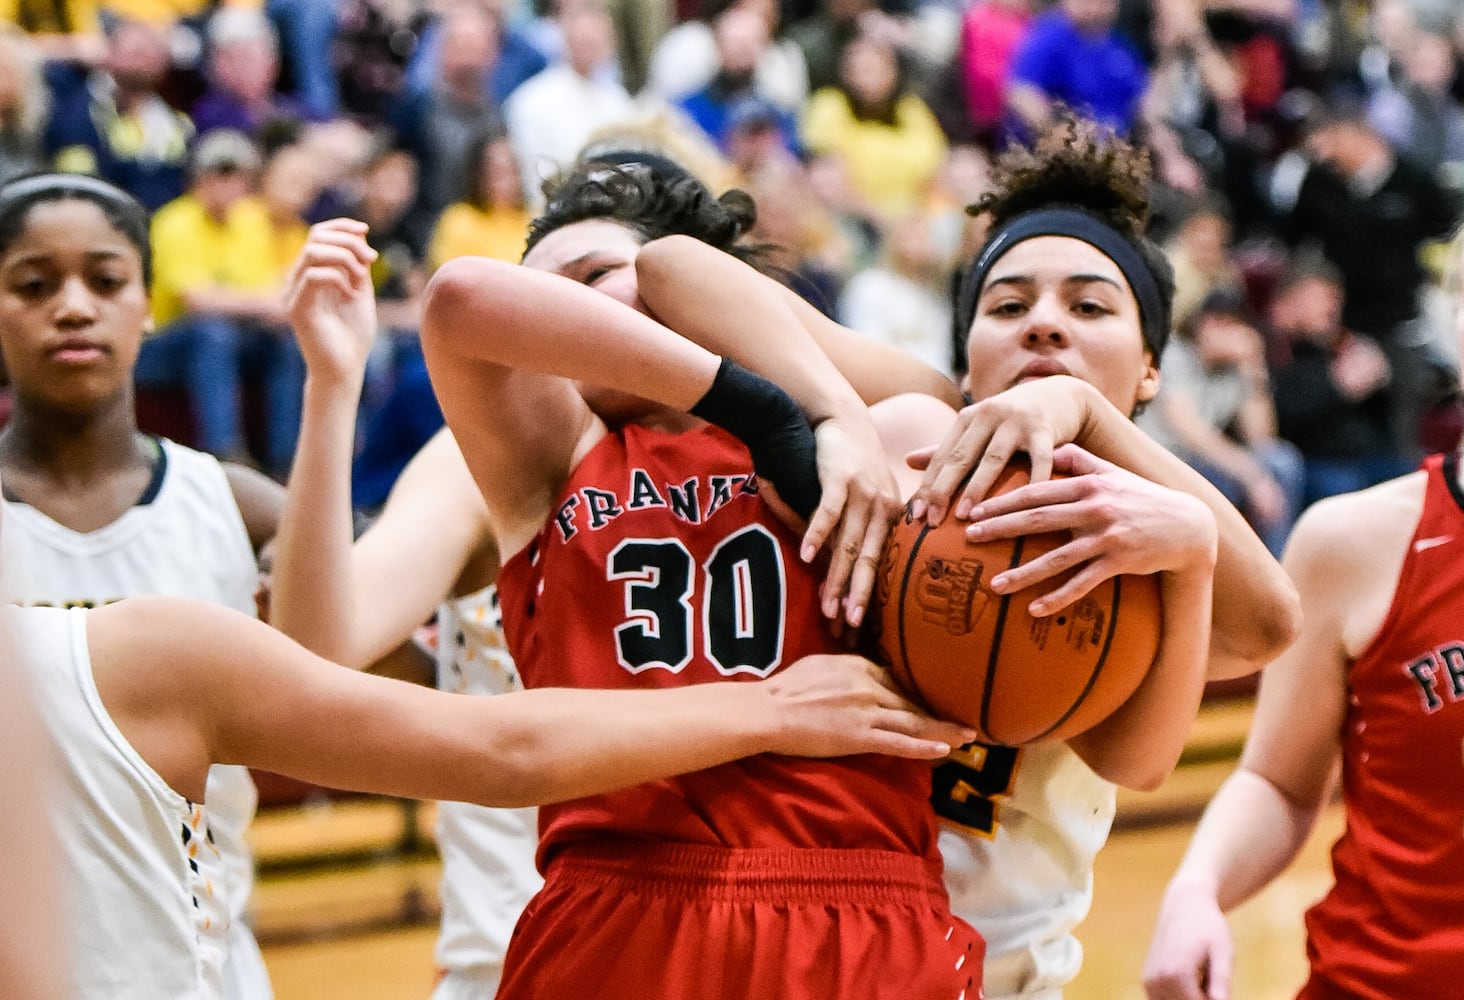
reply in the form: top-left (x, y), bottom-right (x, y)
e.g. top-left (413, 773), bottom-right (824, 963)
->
top-left (0, 171), bottom-right (283, 1000)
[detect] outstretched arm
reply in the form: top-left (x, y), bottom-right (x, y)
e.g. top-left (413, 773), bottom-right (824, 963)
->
top-left (86, 599), bottom-right (974, 807)
top-left (273, 221), bottom-right (489, 668)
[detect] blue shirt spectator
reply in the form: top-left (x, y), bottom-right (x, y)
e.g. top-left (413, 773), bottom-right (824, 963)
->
top-left (1006, 1), bottom-right (1148, 139)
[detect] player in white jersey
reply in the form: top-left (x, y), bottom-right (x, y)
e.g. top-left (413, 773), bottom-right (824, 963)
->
top-left (0, 172), bottom-right (284, 1000)
top-left (902, 121), bottom-right (1298, 999)
top-left (3, 542), bottom-right (965, 998)
top-left (15, 606), bottom-right (234, 1000)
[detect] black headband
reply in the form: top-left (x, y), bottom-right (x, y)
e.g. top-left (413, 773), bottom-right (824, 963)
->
top-left (957, 208), bottom-right (1169, 357)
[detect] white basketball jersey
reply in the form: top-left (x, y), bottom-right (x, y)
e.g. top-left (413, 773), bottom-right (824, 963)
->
top-left (433, 585), bottom-right (543, 982)
top-left (15, 606), bottom-right (231, 999)
top-left (2, 441), bottom-right (263, 967)
top-left (937, 742), bottom-right (1115, 1000)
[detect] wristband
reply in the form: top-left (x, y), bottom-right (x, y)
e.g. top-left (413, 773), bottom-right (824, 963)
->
top-left (690, 358), bottom-right (822, 520)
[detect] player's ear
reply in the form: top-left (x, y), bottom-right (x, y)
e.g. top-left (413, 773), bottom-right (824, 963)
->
top-left (1135, 357), bottom-right (1160, 404)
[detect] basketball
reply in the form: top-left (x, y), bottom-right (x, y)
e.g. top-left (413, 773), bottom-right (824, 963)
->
top-left (874, 462), bottom-right (1163, 746)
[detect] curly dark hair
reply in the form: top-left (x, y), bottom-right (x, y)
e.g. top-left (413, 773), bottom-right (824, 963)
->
top-left (523, 161), bottom-right (773, 273)
top-left (962, 115), bottom-right (1176, 363)
top-left (972, 116), bottom-right (1154, 238)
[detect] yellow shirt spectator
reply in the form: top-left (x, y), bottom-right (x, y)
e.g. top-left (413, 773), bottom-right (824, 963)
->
top-left (101, 0), bottom-right (257, 25)
top-left (801, 88), bottom-right (947, 220)
top-left (149, 192), bottom-right (278, 327)
top-left (0, 0), bottom-right (100, 33)
top-left (428, 202), bottom-right (535, 270)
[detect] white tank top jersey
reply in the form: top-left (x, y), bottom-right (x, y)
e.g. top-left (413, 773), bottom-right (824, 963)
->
top-left (14, 606), bottom-right (231, 999)
top-left (1, 439), bottom-right (265, 985)
top-left (432, 585), bottom-right (543, 986)
top-left (937, 742), bottom-right (1116, 1000)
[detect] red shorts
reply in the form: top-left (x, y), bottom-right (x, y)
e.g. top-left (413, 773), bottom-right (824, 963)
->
top-left (496, 840), bottom-right (983, 1000)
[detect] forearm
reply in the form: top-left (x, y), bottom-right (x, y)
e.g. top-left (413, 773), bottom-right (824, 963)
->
top-left (636, 235), bottom-right (868, 423)
top-left (458, 683), bottom-right (780, 807)
top-left (424, 256), bottom-right (718, 412)
top-left (1067, 562), bottom-right (1213, 790)
top-left (1167, 767), bottom-right (1323, 911)
top-left (272, 374), bottom-right (366, 664)
top-left (1078, 392), bottom-right (1300, 675)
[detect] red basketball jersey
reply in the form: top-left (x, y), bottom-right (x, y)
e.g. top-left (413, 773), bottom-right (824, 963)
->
top-left (497, 423), bottom-right (940, 866)
top-left (1301, 452), bottom-right (1464, 999)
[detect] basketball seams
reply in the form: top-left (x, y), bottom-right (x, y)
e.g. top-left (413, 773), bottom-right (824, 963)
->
top-left (1028, 577), bottom-right (1122, 742)
top-left (980, 535), bottom-right (1026, 742)
top-left (893, 520), bottom-right (936, 712)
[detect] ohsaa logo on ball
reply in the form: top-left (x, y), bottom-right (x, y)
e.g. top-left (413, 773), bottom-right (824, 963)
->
top-left (914, 556), bottom-right (991, 637)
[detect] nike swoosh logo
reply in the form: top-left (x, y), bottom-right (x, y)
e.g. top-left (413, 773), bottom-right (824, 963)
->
top-left (1414, 535), bottom-right (1454, 553)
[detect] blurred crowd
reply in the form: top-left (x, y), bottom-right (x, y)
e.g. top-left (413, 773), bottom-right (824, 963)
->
top-left (3, 0), bottom-right (1463, 553)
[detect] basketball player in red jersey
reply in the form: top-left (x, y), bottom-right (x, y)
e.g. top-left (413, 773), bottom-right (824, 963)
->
top-left (404, 164), bottom-right (988, 997)
top-left (1143, 228), bottom-right (1464, 1000)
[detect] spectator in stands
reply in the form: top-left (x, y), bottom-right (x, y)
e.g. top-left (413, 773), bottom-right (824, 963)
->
top-left (264, 0), bottom-right (340, 121)
top-left (956, 0), bottom-right (1033, 147)
top-left (428, 131), bottom-right (534, 270)
top-left (678, 5), bottom-right (800, 153)
top-left (1004, 0), bottom-right (1149, 139)
top-left (837, 211), bottom-right (956, 375)
top-left (646, 0), bottom-right (807, 113)
top-left (0, 24), bottom-right (47, 183)
top-left (786, 0), bottom-right (873, 94)
top-left (801, 28), bottom-right (946, 221)
top-left (1266, 256), bottom-right (1410, 505)
top-left (1138, 288), bottom-right (1303, 555)
top-left (1366, 23), bottom-right (1464, 181)
top-left (1165, 194), bottom-right (1245, 330)
top-left (393, 2), bottom-right (506, 216)
top-left (1272, 102), bottom-right (1459, 456)
top-left (503, 0), bottom-right (636, 198)
top-left (402, 0), bottom-right (548, 111)
top-left (355, 143), bottom-right (432, 334)
top-left (0, 0), bottom-right (107, 64)
top-left (348, 142), bottom-right (443, 510)
top-left (45, 18), bottom-right (193, 212)
top-left (744, 158), bottom-right (848, 314)
top-left (723, 95), bottom-right (801, 174)
top-left (259, 141), bottom-right (324, 278)
top-left (1141, 0), bottom-right (1268, 231)
top-left (134, 130), bottom-right (302, 477)
top-left (190, 8), bottom-right (303, 139)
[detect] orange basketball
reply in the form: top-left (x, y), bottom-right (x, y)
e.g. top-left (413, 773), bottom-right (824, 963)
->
top-left (874, 462), bottom-right (1163, 746)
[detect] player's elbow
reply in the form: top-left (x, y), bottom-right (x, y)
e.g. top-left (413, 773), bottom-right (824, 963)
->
top-left (1070, 733), bottom-right (1180, 792)
top-left (1213, 578), bottom-right (1303, 680)
top-left (421, 256), bottom-right (518, 355)
top-left (469, 728), bottom-right (554, 809)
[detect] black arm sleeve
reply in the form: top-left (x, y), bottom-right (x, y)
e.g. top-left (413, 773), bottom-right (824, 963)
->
top-left (690, 358), bottom-right (822, 520)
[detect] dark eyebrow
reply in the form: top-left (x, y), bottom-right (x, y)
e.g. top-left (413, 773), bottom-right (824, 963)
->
top-left (5, 249), bottom-right (131, 269)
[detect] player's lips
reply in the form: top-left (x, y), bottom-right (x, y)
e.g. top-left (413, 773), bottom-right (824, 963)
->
top-left (1013, 358), bottom-right (1070, 384)
top-left (47, 337), bottom-right (109, 363)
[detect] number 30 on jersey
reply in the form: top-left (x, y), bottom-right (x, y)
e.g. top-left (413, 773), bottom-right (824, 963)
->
top-left (607, 524), bottom-right (787, 678)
